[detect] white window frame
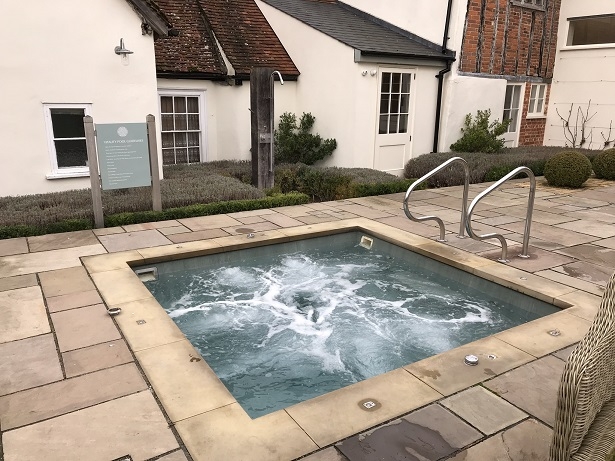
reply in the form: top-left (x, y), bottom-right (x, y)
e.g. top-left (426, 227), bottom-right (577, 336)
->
top-left (44, 103), bottom-right (92, 179)
top-left (503, 84), bottom-right (523, 134)
top-left (527, 83), bottom-right (547, 118)
top-left (511, 0), bottom-right (545, 11)
top-left (157, 89), bottom-right (207, 165)
top-left (565, 15), bottom-right (615, 50)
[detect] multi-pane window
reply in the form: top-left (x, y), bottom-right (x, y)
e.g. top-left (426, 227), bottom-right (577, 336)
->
top-left (528, 84), bottom-right (547, 116)
top-left (160, 94), bottom-right (202, 165)
top-left (379, 72), bottom-right (411, 135)
top-left (512, 0), bottom-right (545, 10)
top-left (44, 104), bottom-right (91, 176)
top-left (503, 85), bottom-right (522, 133)
top-left (568, 15), bottom-right (615, 46)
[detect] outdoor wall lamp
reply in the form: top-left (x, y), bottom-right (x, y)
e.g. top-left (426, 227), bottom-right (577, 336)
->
top-left (114, 38), bottom-right (133, 66)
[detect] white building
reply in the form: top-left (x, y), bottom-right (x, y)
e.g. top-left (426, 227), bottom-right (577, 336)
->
top-left (544, 0), bottom-right (615, 150)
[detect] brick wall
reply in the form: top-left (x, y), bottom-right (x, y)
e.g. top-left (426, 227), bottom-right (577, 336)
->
top-left (459, 0), bottom-right (560, 146)
top-left (459, 0), bottom-right (561, 78)
top-left (518, 83), bottom-right (551, 146)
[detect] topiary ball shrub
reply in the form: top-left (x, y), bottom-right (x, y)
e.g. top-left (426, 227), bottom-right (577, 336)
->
top-left (592, 148), bottom-right (615, 180)
top-left (544, 151), bottom-right (593, 188)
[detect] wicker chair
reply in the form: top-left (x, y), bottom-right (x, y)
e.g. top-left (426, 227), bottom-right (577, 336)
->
top-left (550, 271), bottom-right (615, 461)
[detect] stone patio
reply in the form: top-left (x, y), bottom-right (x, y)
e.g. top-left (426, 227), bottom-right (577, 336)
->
top-left (0, 178), bottom-right (614, 461)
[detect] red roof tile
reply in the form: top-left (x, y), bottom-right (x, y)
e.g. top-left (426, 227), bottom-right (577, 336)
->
top-left (154, 0), bottom-right (228, 77)
top-left (199, 0), bottom-right (299, 78)
top-left (153, 0), bottom-right (299, 79)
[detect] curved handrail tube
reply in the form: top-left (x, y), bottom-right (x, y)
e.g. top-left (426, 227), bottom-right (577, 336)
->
top-left (403, 157), bottom-right (469, 242)
top-left (466, 166), bottom-right (536, 263)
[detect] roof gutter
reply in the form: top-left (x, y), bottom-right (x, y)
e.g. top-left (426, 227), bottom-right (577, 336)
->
top-left (433, 0), bottom-right (455, 153)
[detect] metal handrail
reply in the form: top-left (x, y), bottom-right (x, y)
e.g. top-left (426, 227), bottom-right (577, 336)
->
top-left (403, 157), bottom-right (469, 242)
top-left (466, 166), bottom-right (536, 263)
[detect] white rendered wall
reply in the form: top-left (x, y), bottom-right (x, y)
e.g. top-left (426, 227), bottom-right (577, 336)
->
top-left (544, 0), bottom-right (615, 149)
top-left (342, 0), bottom-right (450, 46)
top-left (0, 0), bottom-right (159, 196)
top-left (156, 79), bottom-right (297, 162)
top-left (257, 0), bottom-right (442, 172)
top-left (440, 76), bottom-right (508, 151)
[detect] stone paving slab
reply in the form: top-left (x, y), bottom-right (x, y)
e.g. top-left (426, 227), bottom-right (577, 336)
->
top-left (498, 220), bottom-right (597, 247)
top-left (302, 448), bottom-right (348, 461)
top-left (262, 212), bottom-right (305, 228)
top-left (92, 226), bottom-right (125, 236)
top-left (39, 266), bottom-right (96, 298)
top-left (236, 215), bottom-right (266, 224)
top-left (553, 344), bottom-right (577, 362)
top-left (27, 230), bottom-right (98, 253)
top-left (0, 237), bottom-right (28, 257)
top-left (1, 390), bottom-right (179, 461)
top-left (337, 404), bottom-right (481, 461)
top-left (565, 207), bottom-right (615, 224)
top-left (595, 235), bottom-right (615, 250)
top-left (556, 219), bottom-right (615, 238)
top-left (484, 355), bottom-right (565, 426)
top-left (135, 339), bottom-right (235, 423)
top-left (0, 362), bottom-right (147, 430)
top-left (46, 289), bottom-right (103, 313)
top-left (62, 339), bottom-right (133, 378)
top-left (0, 244), bottom-right (105, 278)
top-left (477, 245), bottom-right (576, 273)
top-left (0, 286), bottom-right (50, 343)
top-left (556, 290), bottom-right (603, 321)
top-left (122, 220), bottom-right (181, 232)
top-left (179, 214), bottom-right (242, 231)
top-left (222, 221), bottom-right (281, 234)
top-left (158, 225), bottom-right (191, 235)
top-left (51, 304), bottom-right (121, 352)
top-left (447, 419), bottom-right (551, 460)
top-left (495, 311), bottom-right (591, 358)
top-left (90, 269), bottom-right (154, 306)
top-left (167, 228), bottom-right (229, 244)
top-left (405, 336), bottom-right (534, 396)
top-left (286, 369), bottom-right (442, 447)
top-left (82, 250), bottom-right (143, 273)
top-left (0, 334), bottom-right (63, 396)
top-left (175, 403), bottom-right (318, 461)
top-left (534, 269), bottom-right (604, 297)
top-left (98, 229), bottom-right (172, 252)
top-left (555, 243), bottom-right (615, 269)
top-left (554, 260), bottom-right (614, 287)
top-left (441, 386), bottom-right (527, 435)
top-left (0, 274), bottom-right (37, 293)
top-left (156, 451), bottom-right (190, 461)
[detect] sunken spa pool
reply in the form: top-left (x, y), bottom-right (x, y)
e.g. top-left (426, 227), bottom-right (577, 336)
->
top-left (135, 231), bottom-right (558, 418)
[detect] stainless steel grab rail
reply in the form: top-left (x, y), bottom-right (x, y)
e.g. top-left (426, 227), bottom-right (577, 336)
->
top-left (403, 157), bottom-right (469, 242)
top-left (466, 166), bottom-right (536, 263)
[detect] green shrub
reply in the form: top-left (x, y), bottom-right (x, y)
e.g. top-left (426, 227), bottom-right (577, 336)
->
top-left (450, 109), bottom-right (510, 153)
top-left (274, 112), bottom-right (337, 165)
top-left (544, 151), bottom-right (593, 188)
top-left (404, 147), bottom-right (597, 187)
top-left (484, 165), bottom-right (515, 182)
top-left (592, 148), bottom-right (615, 180)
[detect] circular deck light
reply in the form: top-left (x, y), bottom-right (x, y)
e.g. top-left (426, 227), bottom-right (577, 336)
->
top-left (464, 354), bottom-right (479, 366)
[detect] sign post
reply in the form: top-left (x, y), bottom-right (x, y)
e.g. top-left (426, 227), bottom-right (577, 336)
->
top-left (84, 116), bottom-right (162, 228)
top-left (84, 116), bottom-right (104, 228)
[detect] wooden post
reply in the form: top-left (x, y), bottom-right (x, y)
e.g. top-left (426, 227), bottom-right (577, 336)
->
top-left (250, 67), bottom-right (274, 189)
top-left (84, 116), bottom-right (104, 228)
top-left (146, 114), bottom-right (162, 211)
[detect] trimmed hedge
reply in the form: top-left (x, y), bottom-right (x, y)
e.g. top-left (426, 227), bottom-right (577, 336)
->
top-left (544, 151), bottom-right (593, 188)
top-left (592, 148), bottom-right (615, 180)
top-left (0, 193), bottom-right (309, 239)
top-left (274, 164), bottom-right (415, 201)
top-left (404, 147), bottom-right (598, 187)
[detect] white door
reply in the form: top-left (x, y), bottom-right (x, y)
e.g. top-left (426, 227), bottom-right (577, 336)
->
top-left (375, 69), bottom-right (414, 173)
top-left (502, 84), bottom-right (523, 147)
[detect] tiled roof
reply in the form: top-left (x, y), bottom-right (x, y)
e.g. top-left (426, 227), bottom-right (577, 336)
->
top-left (153, 0), bottom-right (299, 79)
top-left (125, 0), bottom-right (173, 36)
top-left (154, 0), bottom-right (228, 77)
top-left (199, 0), bottom-right (299, 78)
top-left (260, 0), bottom-right (455, 61)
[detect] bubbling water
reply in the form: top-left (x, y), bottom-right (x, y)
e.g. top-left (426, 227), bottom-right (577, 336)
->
top-left (150, 244), bottom-right (530, 418)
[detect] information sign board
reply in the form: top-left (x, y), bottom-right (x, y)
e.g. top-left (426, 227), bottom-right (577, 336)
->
top-left (96, 123), bottom-right (151, 190)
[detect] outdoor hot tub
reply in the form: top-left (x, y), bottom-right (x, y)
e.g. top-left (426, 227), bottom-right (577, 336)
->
top-left (84, 218), bottom-right (586, 460)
